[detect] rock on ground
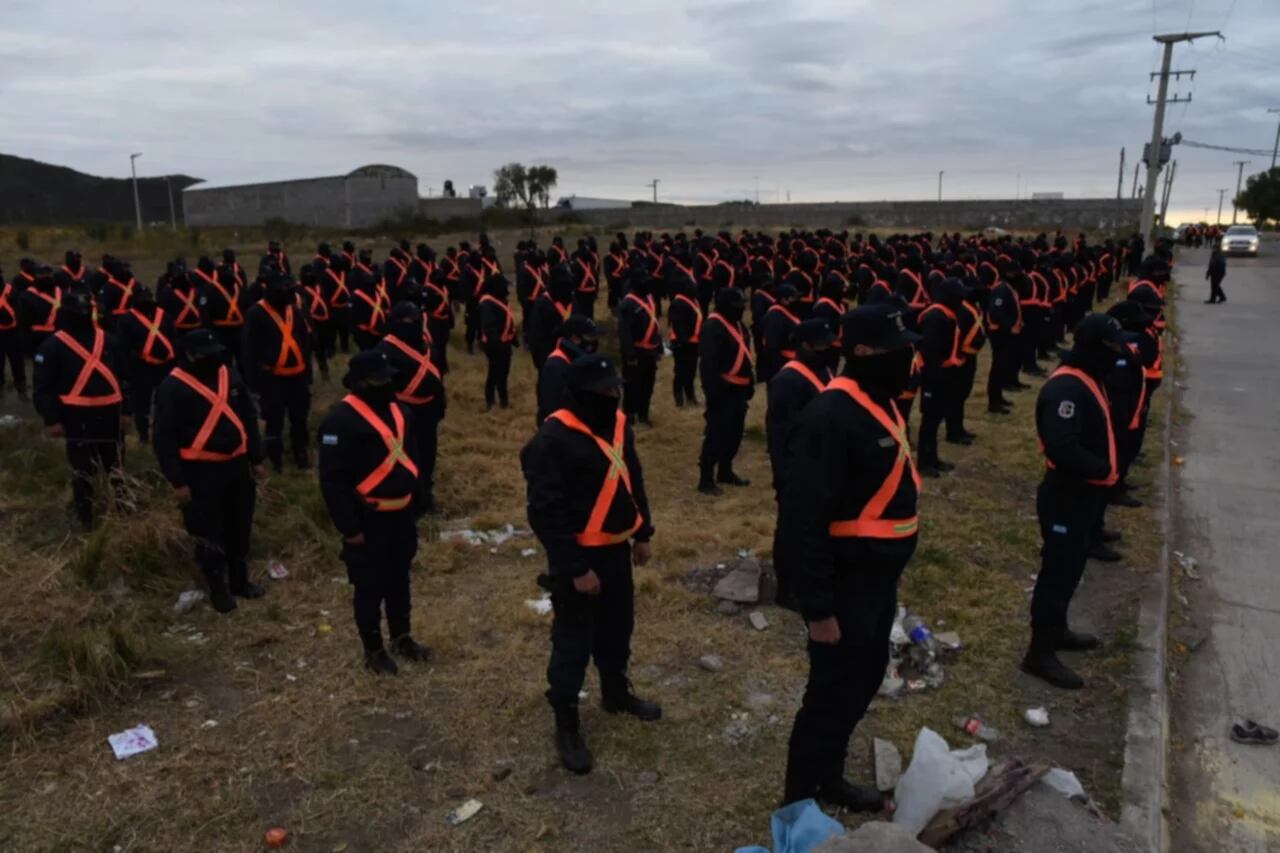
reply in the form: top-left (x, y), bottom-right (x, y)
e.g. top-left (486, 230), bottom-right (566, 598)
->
top-left (817, 821), bottom-right (931, 852)
top-left (712, 557), bottom-right (762, 603)
top-left (943, 787), bottom-right (1140, 853)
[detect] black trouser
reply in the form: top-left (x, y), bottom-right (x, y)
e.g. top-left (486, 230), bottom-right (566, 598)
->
top-left (128, 362), bottom-right (170, 442)
top-left (484, 342), bottom-right (512, 407)
top-left (671, 344), bottom-right (698, 404)
top-left (259, 375), bottom-right (311, 470)
top-left (1030, 475), bottom-right (1104, 640)
top-left (353, 329), bottom-right (380, 352)
top-left (1038, 307), bottom-right (1058, 358)
top-left (64, 408), bottom-right (124, 530)
top-left (311, 328), bottom-right (330, 378)
top-left (623, 356), bottom-right (658, 421)
top-left (407, 405), bottom-right (439, 501)
top-left (945, 359), bottom-right (977, 439)
top-left (1209, 275), bottom-right (1226, 303)
top-left (464, 299), bottom-right (479, 352)
top-left (1020, 309), bottom-right (1046, 370)
top-left (428, 319), bottom-right (451, 374)
top-left (917, 375), bottom-right (949, 464)
top-left (772, 487), bottom-right (795, 606)
top-left (330, 308), bottom-right (351, 354)
top-left (784, 549), bottom-right (906, 802)
top-left (181, 457), bottom-right (256, 593)
top-left (1096, 274), bottom-right (1112, 302)
top-left (315, 319), bottom-right (337, 361)
top-left (988, 331), bottom-right (1017, 406)
top-left (699, 390), bottom-right (749, 479)
top-left (896, 395), bottom-right (915, 427)
top-left (0, 330), bottom-right (26, 393)
top-left (546, 542), bottom-right (634, 710)
top-left (342, 508), bottom-right (419, 651)
top-left (213, 326), bottom-right (244, 373)
top-left (573, 291), bottom-right (597, 320)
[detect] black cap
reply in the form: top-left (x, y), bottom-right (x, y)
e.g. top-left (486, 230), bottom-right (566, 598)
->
top-left (61, 291), bottom-right (94, 317)
top-left (344, 350), bottom-right (397, 387)
top-left (181, 328), bottom-right (225, 358)
top-left (796, 318), bottom-right (836, 347)
top-left (776, 282), bottom-right (799, 300)
top-left (1128, 286), bottom-right (1165, 307)
top-left (1072, 313), bottom-right (1127, 350)
top-left (567, 354), bottom-right (623, 394)
top-left (1107, 300), bottom-right (1149, 328)
top-left (558, 315), bottom-right (599, 340)
top-left (389, 300), bottom-right (422, 324)
top-left (842, 304), bottom-right (922, 352)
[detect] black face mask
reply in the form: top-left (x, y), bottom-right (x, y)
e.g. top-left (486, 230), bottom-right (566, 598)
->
top-left (188, 354), bottom-right (221, 379)
top-left (580, 338), bottom-right (600, 355)
top-left (63, 313), bottom-right (94, 337)
top-left (797, 346), bottom-right (830, 372)
top-left (844, 347), bottom-right (913, 398)
top-left (1071, 345), bottom-right (1118, 379)
top-left (266, 288), bottom-right (292, 309)
top-left (357, 381), bottom-right (396, 406)
top-left (390, 321), bottom-right (421, 344)
top-left (571, 389), bottom-right (619, 435)
top-left (718, 303), bottom-right (745, 323)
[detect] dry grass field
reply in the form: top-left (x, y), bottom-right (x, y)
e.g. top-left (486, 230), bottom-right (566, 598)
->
top-left (0, 225), bottom-right (1163, 851)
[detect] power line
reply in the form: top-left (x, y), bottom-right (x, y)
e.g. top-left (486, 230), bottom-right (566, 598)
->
top-left (1180, 139), bottom-right (1274, 157)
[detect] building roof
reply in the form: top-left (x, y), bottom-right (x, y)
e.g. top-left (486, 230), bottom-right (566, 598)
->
top-left (183, 164), bottom-right (416, 193)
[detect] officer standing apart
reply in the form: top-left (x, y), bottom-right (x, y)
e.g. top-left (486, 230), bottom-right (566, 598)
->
top-left (153, 330), bottom-right (266, 613)
top-left (521, 356), bottom-right (660, 776)
top-left (780, 303), bottom-right (921, 811)
top-left (318, 351), bottom-right (432, 675)
top-left (1022, 313), bottom-right (1127, 690)
top-left (33, 292), bottom-right (127, 531)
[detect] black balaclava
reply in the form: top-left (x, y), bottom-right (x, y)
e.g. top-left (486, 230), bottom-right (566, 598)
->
top-left (1069, 314), bottom-right (1125, 378)
top-left (59, 293), bottom-right (95, 337)
top-left (222, 249), bottom-right (236, 265)
top-left (197, 256), bottom-right (216, 276)
top-left (488, 275), bottom-right (510, 301)
top-left (715, 287), bottom-right (745, 323)
top-left (629, 267), bottom-right (650, 298)
top-left (187, 346), bottom-right (221, 381)
top-left (796, 343), bottom-right (831, 373)
top-left (843, 343), bottom-right (914, 398)
top-left (355, 375), bottom-right (396, 406)
top-left (134, 285), bottom-right (157, 311)
top-left (389, 303), bottom-right (423, 346)
top-left (265, 276), bottom-right (293, 309)
top-left (569, 384), bottom-right (620, 436)
top-left (550, 266), bottom-right (575, 303)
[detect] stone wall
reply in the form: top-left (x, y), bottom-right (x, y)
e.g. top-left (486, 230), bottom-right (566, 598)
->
top-left (184, 168), bottom-right (419, 228)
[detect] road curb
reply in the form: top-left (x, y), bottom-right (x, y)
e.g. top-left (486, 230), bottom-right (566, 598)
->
top-left (1118, 308), bottom-right (1175, 853)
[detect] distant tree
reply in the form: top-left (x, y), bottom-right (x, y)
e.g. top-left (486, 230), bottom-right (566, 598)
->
top-left (1234, 167), bottom-right (1280, 225)
top-left (492, 163), bottom-right (558, 210)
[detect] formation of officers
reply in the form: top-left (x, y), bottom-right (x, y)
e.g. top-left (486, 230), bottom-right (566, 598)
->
top-left (1, 224), bottom-right (1170, 809)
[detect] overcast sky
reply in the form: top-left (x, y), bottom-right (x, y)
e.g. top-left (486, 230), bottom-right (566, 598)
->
top-left (1, 0), bottom-right (1276, 223)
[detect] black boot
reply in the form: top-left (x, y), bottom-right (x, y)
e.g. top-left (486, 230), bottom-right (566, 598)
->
top-left (1087, 542), bottom-right (1123, 562)
top-left (816, 778), bottom-right (885, 812)
top-left (1098, 528), bottom-right (1122, 544)
top-left (1110, 490), bottom-right (1143, 508)
top-left (229, 562), bottom-right (265, 599)
top-left (553, 705), bottom-right (593, 775)
top-left (392, 634), bottom-right (433, 662)
top-left (987, 402), bottom-right (1012, 414)
top-left (717, 469), bottom-right (750, 487)
top-left (207, 571), bottom-right (237, 614)
top-left (698, 467), bottom-right (722, 496)
top-left (1021, 626), bottom-right (1084, 689)
top-left (602, 680), bottom-right (662, 721)
top-left (1059, 628), bottom-right (1102, 651)
top-left (945, 432), bottom-right (975, 446)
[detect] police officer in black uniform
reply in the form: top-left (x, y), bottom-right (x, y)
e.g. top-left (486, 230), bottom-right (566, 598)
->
top-left (916, 278), bottom-right (965, 476)
top-left (618, 266), bottom-right (662, 426)
top-left (377, 302), bottom-right (446, 513)
top-left (521, 355), bottom-right (659, 776)
top-left (536, 316), bottom-right (600, 426)
top-left (243, 275), bottom-right (313, 472)
top-left (1022, 313), bottom-right (1128, 690)
top-left (780, 303), bottom-right (921, 811)
top-left (698, 287), bottom-right (755, 495)
top-left (318, 350), bottom-right (432, 675)
top-left (153, 330), bottom-right (266, 613)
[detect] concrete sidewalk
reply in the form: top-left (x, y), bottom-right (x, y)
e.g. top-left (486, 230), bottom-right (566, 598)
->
top-left (1170, 244), bottom-right (1280, 851)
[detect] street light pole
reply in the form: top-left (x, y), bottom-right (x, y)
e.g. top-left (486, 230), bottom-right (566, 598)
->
top-left (1217, 188), bottom-right (1228, 225)
top-left (1231, 160), bottom-right (1250, 224)
top-left (129, 153), bottom-right (144, 231)
top-left (1269, 108), bottom-right (1280, 171)
top-left (937, 170), bottom-right (943, 202)
top-left (165, 175), bottom-right (177, 229)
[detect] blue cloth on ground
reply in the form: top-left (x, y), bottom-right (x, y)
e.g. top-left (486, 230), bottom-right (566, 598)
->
top-left (734, 798), bottom-right (844, 853)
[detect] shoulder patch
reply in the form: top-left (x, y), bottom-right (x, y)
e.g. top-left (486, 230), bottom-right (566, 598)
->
top-left (321, 434), bottom-right (339, 446)
top-left (199, 296), bottom-right (208, 305)
top-left (34, 353), bottom-right (44, 363)
top-left (994, 297), bottom-right (1003, 306)
top-left (1057, 400), bottom-right (1076, 419)
top-left (877, 436), bottom-right (897, 448)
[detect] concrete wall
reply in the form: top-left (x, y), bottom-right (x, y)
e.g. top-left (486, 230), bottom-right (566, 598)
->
top-left (418, 197), bottom-right (484, 221)
top-left (184, 166), bottom-right (419, 228)
top-left (532, 198), bottom-right (1141, 233)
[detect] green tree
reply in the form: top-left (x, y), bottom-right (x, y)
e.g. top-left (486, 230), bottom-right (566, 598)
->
top-left (492, 163), bottom-right (558, 210)
top-left (1234, 167), bottom-right (1280, 225)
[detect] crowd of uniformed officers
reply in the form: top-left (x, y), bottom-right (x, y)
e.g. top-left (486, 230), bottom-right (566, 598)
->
top-left (1, 223), bottom-right (1171, 809)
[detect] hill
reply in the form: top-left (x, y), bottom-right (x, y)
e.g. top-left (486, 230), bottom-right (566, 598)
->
top-left (0, 153), bottom-right (202, 226)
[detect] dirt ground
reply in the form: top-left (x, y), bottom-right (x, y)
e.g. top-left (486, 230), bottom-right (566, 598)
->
top-left (0, 226), bottom-right (1161, 851)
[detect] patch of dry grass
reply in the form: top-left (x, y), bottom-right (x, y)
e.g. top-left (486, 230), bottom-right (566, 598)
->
top-left (0, 230), bottom-right (1164, 850)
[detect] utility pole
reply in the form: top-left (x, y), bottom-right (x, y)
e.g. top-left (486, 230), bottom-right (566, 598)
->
top-left (1159, 160), bottom-right (1177, 225)
top-left (1217, 188), bottom-right (1228, 225)
top-left (129, 152), bottom-right (144, 231)
top-left (1131, 163), bottom-right (1141, 198)
top-left (1141, 31), bottom-right (1220, 249)
top-left (1231, 160), bottom-right (1250, 223)
top-left (1016, 172), bottom-right (1021, 200)
top-left (647, 179), bottom-right (660, 203)
top-left (937, 170), bottom-right (944, 202)
top-left (754, 175), bottom-right (760, 205)
top-left (1117, 147), bottom-right (1126, 199)
top-left (1268, 107), bottom-right (1280, 170)
top-left (165, 175), bottom-right (177, 229)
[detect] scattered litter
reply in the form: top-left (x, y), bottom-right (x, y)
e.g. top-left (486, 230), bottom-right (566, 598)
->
top-left (733, 798), bottom-right (844, 853)
top-left (317, 623), bottom-right (333, 635)
top-left (108, 724), bottom-right (158, 760)
top-left (445, 798), bottom-right (484, 826)
top-left (524, 594), bottom-right (553, 616)
top-left (200, 719), bottom-right (219, 729)
top-left (713, 554), bottom-right (763, 603)
top-left (264, 827), bottom-right (289, 848)
top-left (748, 611), bottom-right (769, 631)
top-left (923, 662), bottom-right (945, 689)
top-left (0, 414), bottom-right (21, 428)
top-left (699, 654), bottom-right (724, 673)
top-left (285, 674), bottom-right (298, 682)
top-left (578, 689), bottom-right (589, 700)
top-left (745, 691), bottom-right (775, 712)
top-left (874, 737), bottom-right (903, 792)
top-left (1173, 456), bottom-right (1186, 466)
top-left (934, 631), bottom-right (962, 651)
top-left (1024, 707), bottom-right (1050, 728)
top-left (267, 560), bottom-right (289, 580)
top-left (1039, 767), bottom-right (1085, 799)
top-left (953, 715), bottom-right (999, 742)
top-left (173, 589), bottom-right (206, 614)
top-left (894, 727), bottom-right (989, 834)
top-left (520, 548), bottom-right (537, 558)
top-left (489, 547), bottom-right (498, 555)
top-left (1231, 719), bottom-right (1279, 746)
top-left (439, 524), bottom-right (529, 547)
top-left (185, 632), bottom-right (208, 645)
top-left (879, 662), bottom-right (904, 698)
top-left (883, 606), bottom-right (951, 698)
top-left (905, 679), bottom-right (927, 693)
top-left (1174, 551), bottom-right (1201, 580)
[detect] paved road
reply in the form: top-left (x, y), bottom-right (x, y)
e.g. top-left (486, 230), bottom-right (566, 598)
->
top-left (1170, 241), bottom-right (1280, 851)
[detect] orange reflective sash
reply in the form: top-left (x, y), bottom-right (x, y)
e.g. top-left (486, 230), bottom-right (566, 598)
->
top-left (260, 302), bottom-right (306, 376)
top-left (826, 376), bottom-right (920, 538)
top-left (779, 359), bottom-right (828, 392)
top-left (1042, 366), bottom-right (1118, 487)
top-left (624, 293), bottom-right (659, 350)
top-left (343, 394), bottom-right (418, 511)
top-left (55, 329), bottom-right (123, 407)
top-left (171, 287), bottom-right (203, 329)
top-left (325, 269), bottom-right (350, 309)
top-left (385, 255), bottom-right (408, 287)
top-left (424, 282), bottom-right (451, 320)
top-left (130, 307), bottom-right (175, 365)
top-left (523, 262), bottom-right (546, 296)
top-left (353, 289), bottom-right (385, 333)
top-left (62, 264), bottom-right (85, 283)
top-left (482, 258), bottom-right (502, 277)
top-left (1145, 330), bottom-right (1164, 380)
top-left (547, 345), bottom-right (571, 366)
top-left (554, 299), bottom-right (572, 321)
top-left (576, 258), bottom-right (598, 293)
top-left (668, 293), bottom-right (703, 343)
top-left (479, 294), bottom-right (515, 343)
top-left (920, 303), bottom-right (965, 367)
top-left (545, 409), bottom-right (642, 547)
top-left (305, 285), bottom-right (331, 322)
top-left (903, 269), bottom-right (928, 309)
top-left (0, 283), bottom-right (15, 330)
top-left (105, 274), bottom-right (136, 315)
top-left (960, 301), bottom-right (983, 356)
top-left (697, 252), bottom-right (718, 281)
top-left (31, 287), bottom-right (62, 333)
top-left (196, 269), bottom-right (244, 327)
top-left (172, 366), bottom-right (247, 461)
top-left (383, 334), bottom-right (440, 405)
top-left (766, 303), bottom-right (801, 358)
top-left (708, 313), bottom-right (754, 385)
top-left (716, 259), bottom-right (736, 290)
top-left (897, 351), bottom-right (924, 401)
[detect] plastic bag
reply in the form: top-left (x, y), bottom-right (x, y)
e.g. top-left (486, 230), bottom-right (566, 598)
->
top-left (892, 727), bottom-right (989, 834)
